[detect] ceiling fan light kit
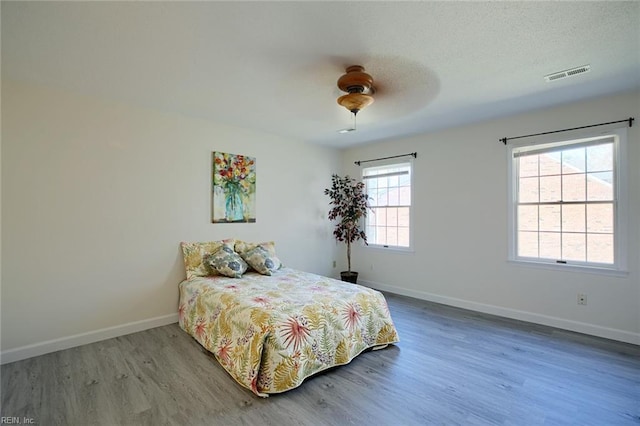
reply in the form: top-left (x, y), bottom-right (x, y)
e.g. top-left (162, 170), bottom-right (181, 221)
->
top-left (336, 65), bottom-right (375, 115)
top-left (337, 92), bottom-right (374, 114)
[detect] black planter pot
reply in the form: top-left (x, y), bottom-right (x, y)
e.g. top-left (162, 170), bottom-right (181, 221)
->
top-left (340, 271), bottom-right (359, 284)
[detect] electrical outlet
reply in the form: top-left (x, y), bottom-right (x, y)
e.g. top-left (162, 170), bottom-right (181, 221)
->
top-left (577, 293), bottom-right (587, 305)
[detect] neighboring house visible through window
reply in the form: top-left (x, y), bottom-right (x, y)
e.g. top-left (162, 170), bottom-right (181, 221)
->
top-left (362, 161), bottom-right (412, 250)
top-left (507, 128), bottom-right (628, 273)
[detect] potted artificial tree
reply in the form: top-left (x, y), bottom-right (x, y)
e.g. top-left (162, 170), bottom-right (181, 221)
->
top-left (324, 174), bottom-right (372, 283)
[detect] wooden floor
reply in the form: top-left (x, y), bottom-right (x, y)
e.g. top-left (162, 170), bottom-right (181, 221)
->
top-left (2, 292), bottom-right (639, 425)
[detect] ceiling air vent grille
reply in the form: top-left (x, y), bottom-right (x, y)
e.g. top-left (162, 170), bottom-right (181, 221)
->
top-left (544, 65), bottom-right (591, 82)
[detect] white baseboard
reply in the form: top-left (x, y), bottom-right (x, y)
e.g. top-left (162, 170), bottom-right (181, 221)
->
top-left (361, 279), bottom-right (640, 345)
top-left (1, 313), bottom-right (179, 365)
top-left (3, 280), bottom-right (637, 365)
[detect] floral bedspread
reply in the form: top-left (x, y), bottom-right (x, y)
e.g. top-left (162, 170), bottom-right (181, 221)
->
top-left (178, 268), bottom-right (399, 397)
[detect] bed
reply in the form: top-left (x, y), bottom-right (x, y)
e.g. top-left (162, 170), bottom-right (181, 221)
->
top-left (178, 240), bottom-right (400, 397)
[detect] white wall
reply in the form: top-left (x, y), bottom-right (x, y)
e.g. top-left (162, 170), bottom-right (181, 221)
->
top-left (1, 80), bottom-right (340, 361)
top-left (343, 91), bottom-right (640, 344)
top-left (2, 82), bottom-right (637, 365)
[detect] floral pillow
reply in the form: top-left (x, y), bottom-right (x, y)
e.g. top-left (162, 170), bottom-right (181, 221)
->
top-left (235, 240), bottom-right (277, 257)
top-left (204, 246), bottom-right (248, 278)
top-left (240, 245), bottom-right (282, 276)
top-left (180, 239), bottom-right (235, 279)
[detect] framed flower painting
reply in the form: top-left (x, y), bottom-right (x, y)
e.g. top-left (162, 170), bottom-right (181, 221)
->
top-left (212, 152), bottom-right (256, 223)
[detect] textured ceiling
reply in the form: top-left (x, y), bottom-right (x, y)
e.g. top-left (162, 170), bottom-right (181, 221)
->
top-left (2, 1), bottom-right (639, 147)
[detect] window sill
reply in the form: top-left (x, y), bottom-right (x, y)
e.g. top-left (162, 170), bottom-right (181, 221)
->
top-left (507, 259), bottom-right (628, 277)
top-left (365, 244), bottom-right (414, 254)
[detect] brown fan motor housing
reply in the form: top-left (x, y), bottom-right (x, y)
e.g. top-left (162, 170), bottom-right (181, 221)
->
top-left (337, 66), bottom-right (375, 114)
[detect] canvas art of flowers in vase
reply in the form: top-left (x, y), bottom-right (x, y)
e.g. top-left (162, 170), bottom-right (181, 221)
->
top-left (212, 152), bottom-right (256, 223)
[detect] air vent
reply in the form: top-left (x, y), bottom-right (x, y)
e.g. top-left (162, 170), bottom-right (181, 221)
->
top-left (544, 65), bottom-right (591, 82)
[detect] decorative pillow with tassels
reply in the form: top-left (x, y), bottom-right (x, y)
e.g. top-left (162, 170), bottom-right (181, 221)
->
top-left (205, 246), bottom-right (248, 278)
top-left (240, 245), bottom-right (282, 276)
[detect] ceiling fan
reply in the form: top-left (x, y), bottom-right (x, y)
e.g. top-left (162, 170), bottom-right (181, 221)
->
top-left (336, 65), bottom-right (375, 133)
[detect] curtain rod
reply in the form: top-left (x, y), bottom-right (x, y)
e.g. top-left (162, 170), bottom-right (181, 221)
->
top-left (354, 152), bottom-right (417, 166)
top-left (499, 117), bottom-right (634, 145)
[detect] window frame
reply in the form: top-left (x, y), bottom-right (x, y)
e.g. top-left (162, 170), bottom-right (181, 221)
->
top-left (507, 127), bottom-right (628, 276)
top-left (362, 158), bottom-right (414, 252)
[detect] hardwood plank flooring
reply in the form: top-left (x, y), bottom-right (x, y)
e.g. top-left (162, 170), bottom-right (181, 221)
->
top-left (2, 293), bottom-right (639, 425)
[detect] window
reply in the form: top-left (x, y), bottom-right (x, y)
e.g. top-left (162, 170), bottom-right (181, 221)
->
top-left (508, 128), bottom-right (628, 273)
top-left (363, 161), bottom-right (412, 249)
